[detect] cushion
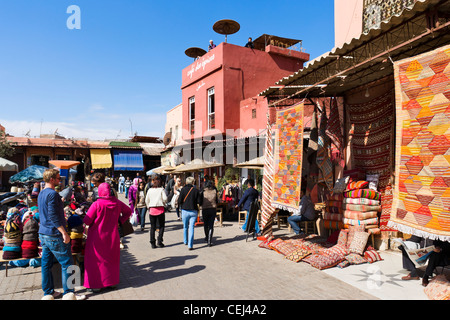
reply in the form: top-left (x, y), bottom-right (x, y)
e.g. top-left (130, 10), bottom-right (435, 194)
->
top-left (346, 181), bottom-right (369, 191)
top-left (346, 225), bottom-right (365, 248)
top-left (337, 260), bottom-right (350, 268)
top-left (345, 253), bottom-right (368, 265)
top-left (333, 176), bottom-right (350, 194)
top-left (326, 229), bottom-right (340, 244)
top-left (424, 275), bottom-right (450, 300)
top-left (268, 239), bottom-right (298, 256)
top-left (342, 204), bottom-right (381, 212)
top-left (343, 210), bottom-right (379, 220)
top-left (284, 248), bottom-right (311, 262)
top-left (343, 189), bottom-right (381, 200)
top-left (323, 244), bottom-right (348, 256)
top-left (348, 231), bottom-right (370, 255)
top-left (366, 174), bottom-right (380, 191)
top-left (364, 249), bottom-right (383, 263)
top-left (337, 229), bottom-right (348, 247)
top-left (267, 238), bottom-right (285, 253)
top-left (306, 252), bottom-right (345, 270)
top-left (343, 198), bottom-right (380, 205)
top-left (343, 217), bottom-right (379, 226)
top-left (258, 241), bottom-right (271, 250)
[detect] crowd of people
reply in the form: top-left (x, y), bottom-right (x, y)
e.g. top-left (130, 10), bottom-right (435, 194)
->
top-left (35, 169), bottom-right (262, 300)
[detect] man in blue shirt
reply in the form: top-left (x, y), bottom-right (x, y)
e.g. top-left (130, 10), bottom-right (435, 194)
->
top-left (287, 189), bottom-right (317, 235)
top-left (236, 179), bottom-right (260, 234)
top-left (38, 168), bottom-right (85, 300)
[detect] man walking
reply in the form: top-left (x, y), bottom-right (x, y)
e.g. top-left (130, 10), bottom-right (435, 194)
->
top-left (38, 168), bottom-right (86, 300)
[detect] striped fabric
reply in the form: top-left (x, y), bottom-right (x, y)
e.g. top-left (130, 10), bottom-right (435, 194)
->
top-left (343, 198), bottom-right (380, 205)
top-left (261, 116), bottom-right (276, 240)
top-left (317, 107), bottom-right (334, 191)
top-left (343, 210), bottom-right (378, 220)
top-left (343, 217), bottom-right (379, 226)
top-left (343, 189), bottom-right (381, 200)
top-left (342, 203), bottom-right (381, 212)
top-left (323, 212), bottom-right (342, 221)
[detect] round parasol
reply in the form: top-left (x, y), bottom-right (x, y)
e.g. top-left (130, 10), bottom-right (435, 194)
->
top-left (213, 19), bottom-right (240, 42)
top-left (48, 160), bottom-right (81, 170)
top-left (0, 157), bottom-right (18, 172)
top-left (185, 47), bottom-right (207, 60)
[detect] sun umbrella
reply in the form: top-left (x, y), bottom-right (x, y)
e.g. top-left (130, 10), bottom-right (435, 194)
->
top-left (9, 165), bottom-right (48, 184)
top-left (0, 157), bottom-right (18, 172)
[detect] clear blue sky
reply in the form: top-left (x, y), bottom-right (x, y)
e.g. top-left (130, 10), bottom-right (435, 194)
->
top-left (0, 0), bottom-right (335, 140)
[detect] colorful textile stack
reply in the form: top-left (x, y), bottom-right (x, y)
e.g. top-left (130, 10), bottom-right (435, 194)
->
top-left (2, 210), bottom-right (23, 260)
top-left (342, 181), bottom-right (381, 234)
top-left (22, 216), bottom-right (39, 258)
top-left (67, 214), bottom-right (84, 253)
top-left (323, 193), bottom-right (344, 230)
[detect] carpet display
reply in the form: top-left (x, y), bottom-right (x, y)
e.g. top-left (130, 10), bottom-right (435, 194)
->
top-left (260, 116), bottom-right (276, 241)
top-left (391, 44), bottom-right (450, 241)
top-left (346, 90), bottom-right (395, 190)
top-left (317, 107), bottom-right (334, 191)
top-left (271, 102), bottom-right (304, 214)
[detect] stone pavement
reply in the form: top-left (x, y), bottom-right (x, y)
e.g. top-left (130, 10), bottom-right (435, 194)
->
top-left (0, 192), bottom-right (430, 301)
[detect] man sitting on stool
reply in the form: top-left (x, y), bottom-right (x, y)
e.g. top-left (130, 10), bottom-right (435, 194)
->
top-left (287, 188), bottom-right (317, 235)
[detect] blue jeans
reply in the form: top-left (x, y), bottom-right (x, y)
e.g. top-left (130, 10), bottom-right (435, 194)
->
top-left (241, 210), bottom-right (260, 233)
top-left (182, 209), bottom-right (198, 248)
top-left (39, 234), bottom-right (74, 295)
top-left (119, 183), bottom-right (125, 194)
top-left (137, 207), bottom-right (147, 229)
top-left (287, 215), bottom-right (310, 234)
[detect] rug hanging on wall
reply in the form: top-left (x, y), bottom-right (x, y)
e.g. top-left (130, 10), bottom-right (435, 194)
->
top-left (390, 44), bottom-right (450, 241)
top-left (260, 115), bottom-right (276, 241)
top-left (271, 102), bottom-right (304, 214)
top-left (346, 90), bottom-right (395, 190)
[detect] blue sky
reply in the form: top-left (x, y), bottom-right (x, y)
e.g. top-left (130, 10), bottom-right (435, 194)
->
top-left (0, 0), bottom-right (335, 140)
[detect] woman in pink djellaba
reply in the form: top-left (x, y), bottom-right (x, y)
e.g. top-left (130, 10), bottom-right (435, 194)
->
top-left (83, 182), bottom-right (132, 293)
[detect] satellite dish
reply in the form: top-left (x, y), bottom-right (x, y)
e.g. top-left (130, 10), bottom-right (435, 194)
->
top-left (163, 132), bottom-right (172, 146)
top-left (185, 47), bottom-right (207, 60)
top-left (213, 19), bottom-right (240, 43)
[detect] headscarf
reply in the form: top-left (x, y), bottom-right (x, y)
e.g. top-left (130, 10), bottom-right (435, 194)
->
top-left (133, 178), bottom-right (142, 186)
top-left (98, 182), bottom-right (113, 199)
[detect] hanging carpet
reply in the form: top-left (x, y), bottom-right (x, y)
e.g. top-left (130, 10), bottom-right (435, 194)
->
top-left (391, 44), bottom-right (450, 241)
top-left (271, 102), bottom-right (305, 214)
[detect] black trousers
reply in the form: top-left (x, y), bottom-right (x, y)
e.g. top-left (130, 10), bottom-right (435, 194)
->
top-left (202, 208), bottom-right (216, 242)
top-left (149, 213), bottom-right (165, 244)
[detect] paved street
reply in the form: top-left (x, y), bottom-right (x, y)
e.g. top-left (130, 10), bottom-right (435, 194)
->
top-left (0, 192), bottom-right (430, 302)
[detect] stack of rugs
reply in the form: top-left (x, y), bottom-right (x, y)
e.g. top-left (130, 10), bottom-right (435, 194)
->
top-left (342, 179), bottom-right (381, 235)
top-left (2, 209), bottom-right (23, 260)
top-left (323, 193), bottom-right (344, 230)
top-left (22, 215), bottom-right (40, 259)
top-left (258, 225), bottom-right (383, 270)
top-left (67, 214), bottom-right (84, 254)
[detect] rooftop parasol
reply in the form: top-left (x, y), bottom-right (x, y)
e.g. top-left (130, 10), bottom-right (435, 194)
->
top-left (213, 19), bottom-right (240, 43)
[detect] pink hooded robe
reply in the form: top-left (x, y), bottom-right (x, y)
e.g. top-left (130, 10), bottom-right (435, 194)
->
top-left (83, 183), bottom-right (132, 289)
top-left (128, 177), bottom-right (141, 222)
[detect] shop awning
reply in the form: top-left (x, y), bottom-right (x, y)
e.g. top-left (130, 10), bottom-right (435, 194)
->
top-left (171, 160), bottom-right (224, 173)
top-left (147, 165), bottom-right (176, 175)
top-left (113, 150), bottom-right (144, 171)
top-left (90, 149), bottom-right (113, 169)
top-left (234, 156), bottom-right (264, 169)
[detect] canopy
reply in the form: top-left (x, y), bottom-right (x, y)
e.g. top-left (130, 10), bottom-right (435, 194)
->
top-left (90, 149), bottom-right (112, 169)
top-left (234, 156), bottom-right (264, 169)
top-left (147, 165), bottom-right (175, 175)
top-left (49, 160), bottom-right (80, 170)
top-left (113, 150), bottom-right (144, 171)
top-left (171, 160), bottom-right (224, 173)
top-left (9, 165), bottom-right (48, 184)
top-left (0, 157), bottom-right (18, 172)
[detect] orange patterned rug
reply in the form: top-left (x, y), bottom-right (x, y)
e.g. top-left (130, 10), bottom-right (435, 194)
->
top-left (391, 44), bottom-right (450, 241)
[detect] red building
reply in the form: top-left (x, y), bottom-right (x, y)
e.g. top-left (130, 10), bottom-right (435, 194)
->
top-left (181, 36), bottom-right (310, 141)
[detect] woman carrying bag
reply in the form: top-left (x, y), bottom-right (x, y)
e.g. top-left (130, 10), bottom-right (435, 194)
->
top-left (145, 176), bottom-right (167, 248)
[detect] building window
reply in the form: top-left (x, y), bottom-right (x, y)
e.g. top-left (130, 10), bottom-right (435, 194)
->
top-left (189, 96), bottom-right (195, 134)
top-left (208, 87), bottom-right (215, 129)
top-left (175, 125), bottom-right (179, 140)
top-left (252, 108), bottom-right (256, 119)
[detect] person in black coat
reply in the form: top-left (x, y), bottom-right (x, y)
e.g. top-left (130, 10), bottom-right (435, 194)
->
top-left (235, 179), bottom-right (260, 234)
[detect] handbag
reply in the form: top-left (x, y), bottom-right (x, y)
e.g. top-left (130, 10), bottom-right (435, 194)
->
top-left (119, 219), bottom-right (134, 237)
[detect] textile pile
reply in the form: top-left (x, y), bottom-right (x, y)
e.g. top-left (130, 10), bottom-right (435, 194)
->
top-left (258, 227), bottom-right (383, 269)
top-left (21, 215), bottom-right (39, 259)
top-left (2, 208), bottom-right (23, 260)
top-left (67, 214), bottom-right (85, 254)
